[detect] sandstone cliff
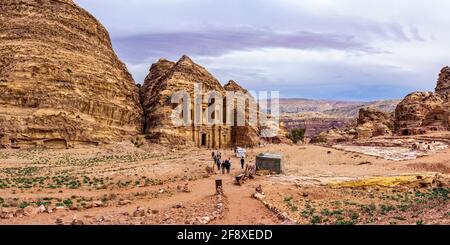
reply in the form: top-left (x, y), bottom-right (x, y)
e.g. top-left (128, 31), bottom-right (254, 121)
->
top-left (356, 107), bottom-right (394, 139)
top-left (395, 92), bottom-right (446, 135)
top-left (0, 0), bottom-right (143, 148)
top-left (395, 67), bottom-right (450, 135)
top-left (140, 55), bottom-right (231, 146)
top-left (140, 56), bottom-right (289, 147)
top-left (223, 80), bottom-right (260, 147)
top-left (436, 66), bottom-right (450, 95)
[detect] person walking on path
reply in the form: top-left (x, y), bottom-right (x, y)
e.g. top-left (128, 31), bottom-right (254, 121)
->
top-left (240, 157), bottom-right (245, 169)
top-left (225, 158), bottom-right (232, 174)
top-left (215, 157), bottom-right (221, 171)
top-left (221, 160), bottom-right (226, 174)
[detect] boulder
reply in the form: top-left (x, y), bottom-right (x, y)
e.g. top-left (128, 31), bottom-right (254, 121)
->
top-left (133, 207), bottom-right (146, 217)
top-left (317, 128), bottom-right (353, 143)
top-left (118, 199), bottom-right (132, 206)
top-left (92, 201), bottom-right (104, 207)
top-left (0, 207), bottom-right (15, 219)
top-left (356, 107), bottom-right (394, 139)
top-left (23, 206), bottom-right (38, 216)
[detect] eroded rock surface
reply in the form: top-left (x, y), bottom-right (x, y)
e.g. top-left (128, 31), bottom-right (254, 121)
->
top-left (356, 107), bottom-right (394, 139)
top-left (354, 67), bottom-right (450, 138)
top-left (140, 55), bottom-right (232, 147)
top-left (436, 66), bottom-right (450, 95)
top-left (394, 67), bottom-right (450, 136)
top-left (0, 0), bottom-right (143, 148)
top-left (224, 80), bottom-right (260, 147)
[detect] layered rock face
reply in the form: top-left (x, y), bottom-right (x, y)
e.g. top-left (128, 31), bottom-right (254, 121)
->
top-left (317, 107), bottom-right (394, 143)
top-left (283, 115), bottom-right (354, 138)
top-left (223, 80), bottom-right (260, 147)
top-left (0, 0), bottom-right (143, 148)
top-left (356, 107), bottom-right (394, 139)
top-left (140, 56), bottom-right (232, 147)
top-left (436, 66), bottom-right (450, 95)
top-left (395, 67), bottom-right (450, 135)
top-left (317, 128), bottom-right (355, 143)
top-left (140, 56), bottom-right (287, 148)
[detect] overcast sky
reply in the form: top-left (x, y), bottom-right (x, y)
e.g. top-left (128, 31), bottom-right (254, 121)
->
top-left (75, 0), bottom-right (450, 101)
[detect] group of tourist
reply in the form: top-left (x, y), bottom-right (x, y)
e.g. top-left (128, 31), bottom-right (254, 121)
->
top-left (211, 150), bottom-right (246, 174)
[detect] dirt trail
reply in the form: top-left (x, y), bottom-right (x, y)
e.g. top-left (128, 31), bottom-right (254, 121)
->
top-left (214, 184), bottom-right (280, 225)
top-left (209, 170), bottom-right (281, 225)
top-left (0, 168), bottom-right (281, 225)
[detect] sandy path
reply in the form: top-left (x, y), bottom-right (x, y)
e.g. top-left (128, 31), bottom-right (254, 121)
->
top-left (0, 168), bottom-right (281, 225)
top-left (208, 168), bottom-right (281, 225)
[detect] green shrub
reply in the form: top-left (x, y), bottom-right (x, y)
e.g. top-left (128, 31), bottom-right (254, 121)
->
top-left (63, 199), bottom-right (73, 207)
top-left (310, 215), bottom-right (322, 225)
top-left (19, 202), bottom-right (29, 209)
top-left (288, 128), bottom-right (306, 144)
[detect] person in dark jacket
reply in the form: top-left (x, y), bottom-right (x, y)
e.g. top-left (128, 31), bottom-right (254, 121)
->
top-left (225, 158), bottom-right (232, 174)
top-left (221, 160), bottom-right (226, 174)
top-left (216, 157), bottom-right (221, 171)
top-left (240, 157), bottom-right (245, 169)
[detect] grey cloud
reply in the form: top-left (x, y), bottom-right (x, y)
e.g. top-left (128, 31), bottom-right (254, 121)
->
top-left (112, 29), bottom-right (375, 63)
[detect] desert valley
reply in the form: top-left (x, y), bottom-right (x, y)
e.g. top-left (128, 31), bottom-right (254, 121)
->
top-left (0, 0), bottom-right (449, 226)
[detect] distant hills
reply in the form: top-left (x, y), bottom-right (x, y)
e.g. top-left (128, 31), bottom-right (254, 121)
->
top-left (276, 98), bottom-right (401, 138)
top-left (278, 98), bottom-right (401, 118)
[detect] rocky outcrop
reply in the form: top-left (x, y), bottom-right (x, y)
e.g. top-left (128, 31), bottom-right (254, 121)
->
top-left (307, 67), bottom-right (450, 141)
top-left (317, 128), bottom-right (355, 144)
top-left (356, 107), bottom-right (394, 139)
top-left (140, 56), bottom-right (288, 148)
top-left (140, 55), bottom-right (232, 148)
top-left (394, 67), bottom-right (450, 135)
top-left (436, 66), bottom-right (450, 95)
top-left (265, 121), bottom-right (292, 144)
top-left (283, 115), bottom-right (354, 138)
top-left (395, 92), bottom-right (446, 135)
top-left (0, 0), bottom-right (143, 148)
top-left (223, 80), bottom-right (249, 94)
top-left (223, 80), bottom-right (260, 147)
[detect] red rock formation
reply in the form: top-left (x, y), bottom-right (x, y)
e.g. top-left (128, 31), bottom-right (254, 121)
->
top-left (140, 55), bottom-right (232, 147)
top-left (395, 67), bottom-right (450, 135)
top-left (283, 116), bottom-right (354, 138)
top-left (356, 107), bottom-right (394, 138)
top-left (436, 66), bottom-right (450, 95)
top-left (0, 0), bottom-right (143, 148)
top-left (141, 57), bottom-right (289, 147)
top-left (224, 80), bottom-right (260, 147)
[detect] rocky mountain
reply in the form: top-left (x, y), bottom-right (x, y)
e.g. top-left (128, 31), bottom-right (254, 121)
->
top-left (395, 67), bottom-right (450, 135)
top-left (280, 98), bottom-right (399, 138)
top-left (140, 55), bottom-right (227, 140)
top-left (223, 80), bottom-right (260, 147)
top-left (278, 98), bottom-right (400, 118)
top-left (356, 107), bottom-right (394, 139)
top-left (223, 80), bottom-right (249, 94)
top-left (0, 0), bottom-right (143, 149)
top-left (140, 56), bottom-right (266, 147)
top-left (283, 116), bottom-right (355, 138)
top-left (435, 66), bottom-right (450, 95)
top-left (318, 66), bottom-right (450, 143)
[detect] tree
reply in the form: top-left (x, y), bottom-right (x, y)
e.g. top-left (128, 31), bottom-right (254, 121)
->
top-left (289, 128), bottom-right (306, 144)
